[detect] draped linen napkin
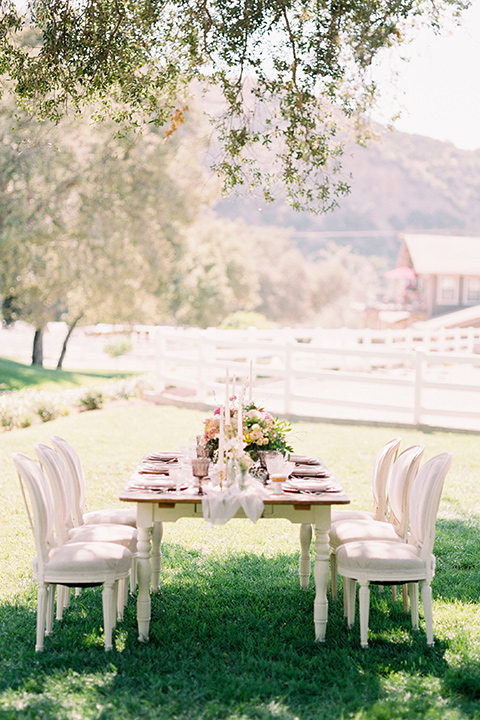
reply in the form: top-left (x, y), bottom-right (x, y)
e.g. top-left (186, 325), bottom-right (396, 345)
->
top-left (202, 480), bottom-right (269, 525)
top-left (289, 454), bottom-right (324, 466)
top-left (143, 451), bottom-right (181, 462)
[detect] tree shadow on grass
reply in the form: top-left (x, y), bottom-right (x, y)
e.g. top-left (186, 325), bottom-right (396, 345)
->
top-left (0, 544), bottom-right (479, 720)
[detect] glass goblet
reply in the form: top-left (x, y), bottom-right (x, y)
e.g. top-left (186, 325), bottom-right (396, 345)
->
top-left (191, 458), bottom-right (210, 495)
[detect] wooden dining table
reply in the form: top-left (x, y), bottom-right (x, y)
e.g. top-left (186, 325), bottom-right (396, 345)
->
top-left (120, 460), bottom-right (350, 644)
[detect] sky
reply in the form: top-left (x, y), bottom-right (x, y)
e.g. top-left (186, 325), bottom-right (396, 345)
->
top-left (370, 2), bottom-right (480, 151)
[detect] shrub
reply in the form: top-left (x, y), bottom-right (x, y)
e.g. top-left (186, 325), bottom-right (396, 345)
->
top-left (220, 311), bottom-right (274, 330)
top-left (1, 411), bottom-right (14, 430)
top-left (0, 374), bottom-right (153, 431)
top-left (79, 390), bottom-right (104, 411)
top-left (103, 340), bottom-right (132, 358)
top-left (35, 404), bottom-right (58, 423)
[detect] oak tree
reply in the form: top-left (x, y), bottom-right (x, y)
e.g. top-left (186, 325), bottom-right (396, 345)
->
top-left (0, 0), bottom-right (468, 211)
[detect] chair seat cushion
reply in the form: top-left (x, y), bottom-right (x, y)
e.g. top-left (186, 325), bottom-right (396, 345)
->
top-left (35, 542), bottom-right (132, 584)
top-left (83, 507), bottom-right (137, 527)
top-left (330, 519), bottom-right (401, 548)
top-left (336, 540), bottom-right (426, 577)
top-left (68, 524), bottom-right (137, 553)
top-left (331, 509), bottom-right (375, 524)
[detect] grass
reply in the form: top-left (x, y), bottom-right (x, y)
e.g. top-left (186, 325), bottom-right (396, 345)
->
top-left (0, 401), bottom-right (480, 719)
top-left (0, 356), bottom-right (135, 392)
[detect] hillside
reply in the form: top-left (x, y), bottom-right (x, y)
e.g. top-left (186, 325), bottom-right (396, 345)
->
top-left (214, 125), bottom-right (480, 263)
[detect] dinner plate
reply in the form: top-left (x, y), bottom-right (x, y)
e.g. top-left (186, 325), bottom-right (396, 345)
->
top-left (137, 462), bottom-right (172, 474)
top-left (130, 475), bottom-right (178, 489)
top-left (290, 465), bottom-right (330, 478)
top-left (143, 452), bottom-right (181, 463)
top-left (283, 479), bottom-right (341, 493)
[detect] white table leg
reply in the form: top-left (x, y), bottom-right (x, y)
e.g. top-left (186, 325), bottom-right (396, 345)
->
top-left (313, 508), bottom-right (330, 642)
top-left (136, 504), bottom-right (153, 642)
top-left (151, 521), bottom-right (163, 591)
top-left (299, 523), bottom-right (312, 589)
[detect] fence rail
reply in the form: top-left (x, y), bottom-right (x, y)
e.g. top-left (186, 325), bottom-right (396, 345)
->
top-left (153, 326), bottom-right (480, 432)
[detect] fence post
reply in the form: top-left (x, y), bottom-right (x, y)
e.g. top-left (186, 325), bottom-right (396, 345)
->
top-left (197, 330), bottom-right (209, 403)
top-left (466, 327), bottom-right (474, 354)
top-left (414, 347), bottom-right (424, 425)
top-left (452, 326), bottom-right (461, 352)
top-left (154, 327), bottom-right (166, 395)
top-left (284, 341), bottom-right (293, 415)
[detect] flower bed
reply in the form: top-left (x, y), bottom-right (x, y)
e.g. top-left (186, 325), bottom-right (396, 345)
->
top-left (0, 375), bottom-right (153, 431)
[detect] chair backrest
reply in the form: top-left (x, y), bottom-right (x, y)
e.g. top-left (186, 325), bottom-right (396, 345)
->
top-left (387, 444), bottom-right (424, 538)
top-left (12, 453), bottom-right (55, 574)
top-left (50, 435), bottom-right (86, 526)
top-left (35, 443), bottom-right (75, 542)
top-left (409, 452), bottom-right (453, 562)
top-left (371, 437), bottom-right (401, 520)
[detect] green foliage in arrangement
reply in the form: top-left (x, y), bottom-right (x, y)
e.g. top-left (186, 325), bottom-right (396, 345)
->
top-left (0, 0), bottom-right (469, 211)
top-left (0, 402), bottom-right (479, 719)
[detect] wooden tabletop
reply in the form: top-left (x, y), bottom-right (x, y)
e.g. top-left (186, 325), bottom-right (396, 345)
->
top-left (119, 453), bottom-right (350, 507)
top-left (119, 482), bottom-right (350, 507)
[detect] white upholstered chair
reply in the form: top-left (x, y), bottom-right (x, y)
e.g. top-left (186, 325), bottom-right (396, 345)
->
top-left (35, 443), bottom-right (137, 551)
top-left (35, 442), bottom-right (137, 614)
top-left (330, 437), bottom-right (401, 526)
top-left (337, 451), bottom-right (452, 647)
top-left (13, 452), bottom-right (132, 652)
top-left (50, 435), bottom-right (136, 527)
top-left (328, 437), bottom-right (401, 598)
top-left (329, 444), bottom-right (424, 602)
top-left (51, 435), bottom-right (163, 590)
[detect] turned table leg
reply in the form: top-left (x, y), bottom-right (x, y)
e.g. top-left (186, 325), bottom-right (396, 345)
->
top-left (151, 521), bottom-right (163, 592)
top-left (313, 508), bottom-right (330, 642)
top-left (299, 523), bottom-right (312, 589)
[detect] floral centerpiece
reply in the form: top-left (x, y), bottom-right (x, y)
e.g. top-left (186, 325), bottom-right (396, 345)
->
top-left (202, 398), bottom-right (293, 463)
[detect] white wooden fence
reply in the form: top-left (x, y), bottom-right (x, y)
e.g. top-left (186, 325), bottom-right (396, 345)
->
top-left (154, 326), bottom-right (480, 432)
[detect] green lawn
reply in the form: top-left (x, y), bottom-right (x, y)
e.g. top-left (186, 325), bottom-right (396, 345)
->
top-left (0, 356), bottom-right (134, 392)
top-left (1, 401), bottom-right (479, 719)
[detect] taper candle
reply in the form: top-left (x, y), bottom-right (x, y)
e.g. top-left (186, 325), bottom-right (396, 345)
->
top-left (218, 406), bottom-right (225, 465)
top-left (237, 386), bottom-right (244, 441)
top-left (225, 369), bottom-right (231, 426)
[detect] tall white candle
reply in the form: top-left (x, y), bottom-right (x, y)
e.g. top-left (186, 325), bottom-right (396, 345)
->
top-left (249, 360), bottom-right (253, 402)
top-left (225, 369), bottom-right (231, 426)
top-left (218, 406), bottom-right (225, 465)
top-left (237, 387), bottom-right (243, 441)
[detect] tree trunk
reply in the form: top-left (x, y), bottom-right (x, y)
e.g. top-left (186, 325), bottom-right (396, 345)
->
top-left (32, 327), bottom-right (44, 366)
top-left (57, 313), bottom-right (84, 370)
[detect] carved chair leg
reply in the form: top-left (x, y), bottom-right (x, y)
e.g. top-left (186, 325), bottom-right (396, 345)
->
top-left (36, 584), bottom-right (48, 652)
top-left (359, 582), bottom-right (370, 648)
top-left (422, 582), bottom-right (434, 646)
top-left (102, 581), bottom-right (115, 651)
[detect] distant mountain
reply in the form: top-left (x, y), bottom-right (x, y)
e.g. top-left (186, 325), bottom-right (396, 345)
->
top-left (214, 126), bottom-right (480, 264)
